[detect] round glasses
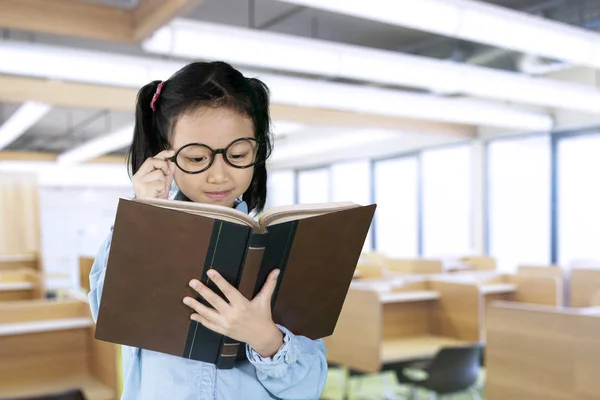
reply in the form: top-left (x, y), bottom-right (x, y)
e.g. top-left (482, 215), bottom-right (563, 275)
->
top-left (169, 137), bottom-right (259, 174)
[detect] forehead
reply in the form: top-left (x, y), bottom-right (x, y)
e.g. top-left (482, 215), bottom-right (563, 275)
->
top-left (171, 107), bottom-right (254, 149)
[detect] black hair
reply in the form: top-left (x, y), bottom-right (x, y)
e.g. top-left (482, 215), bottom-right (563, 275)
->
top-left (127, 61), bottom-right (273, 214)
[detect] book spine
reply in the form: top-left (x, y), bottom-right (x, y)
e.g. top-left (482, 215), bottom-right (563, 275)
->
top-left (216, 232), bottom-right (266, 369)
top-left (183, 221), bottom-right (251, 365)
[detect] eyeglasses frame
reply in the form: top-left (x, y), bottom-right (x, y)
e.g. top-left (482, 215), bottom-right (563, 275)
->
top-left (168, 137), bottom-right (260, 174)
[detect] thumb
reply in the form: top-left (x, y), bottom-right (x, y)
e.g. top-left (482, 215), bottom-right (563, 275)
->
top-left (255, 269), bottom-right (280, 304)
top-left (166, 162), bottom-right (175, 191)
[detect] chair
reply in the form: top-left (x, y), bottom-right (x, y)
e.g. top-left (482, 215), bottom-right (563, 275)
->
top-left (6, 389), bottom-right (86, 400)
top-left (398, 344), bottom-right (483, 400)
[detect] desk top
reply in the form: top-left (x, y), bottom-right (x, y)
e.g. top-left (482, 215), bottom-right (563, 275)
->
top-left (379, 290), bottom-right (440, 304)
top-left (0, 375), bottom-right (114, 400)
top-left (0, 317), bottom-right (92, 336)
top-left (381, 335), bottom-right (468, 363)
top-left (481, 283), bottom-right (517, 294)
top-left (0, 282), bottom-right (34, 291)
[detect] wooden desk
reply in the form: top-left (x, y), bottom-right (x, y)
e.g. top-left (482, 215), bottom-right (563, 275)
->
top-left (0, 268), bottom-right (42, 301)
top-left (481, 283), bottom-right (517, 294)
top-left (325, 280), bottom-right (475, 373)
top-left (379, 290), bottom-right (439, 303)
top-left (0, 254), bottom-right (44, 300)
top-left (381, 335), bottom-right (467, 363)
top-left (0, 298), bottom-right (117, 400)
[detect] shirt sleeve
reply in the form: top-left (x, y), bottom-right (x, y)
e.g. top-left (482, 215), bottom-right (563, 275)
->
top-left (88, 231), bottom-right (113, 322)
top-left (246, 324), bottom-right (328, 400)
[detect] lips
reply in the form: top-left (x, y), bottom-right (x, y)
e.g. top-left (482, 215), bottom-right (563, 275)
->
top-left (205, 190), bottom-right (232, 200)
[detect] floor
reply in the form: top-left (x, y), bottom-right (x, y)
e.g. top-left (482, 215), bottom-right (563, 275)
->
top-left (321, 368), bottom-right (486, 400)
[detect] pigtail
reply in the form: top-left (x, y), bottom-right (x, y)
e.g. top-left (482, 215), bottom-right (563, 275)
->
top-left (127, 80), bottom-right (169, 177)
top-left (243, 78), bottom-right (273, 214)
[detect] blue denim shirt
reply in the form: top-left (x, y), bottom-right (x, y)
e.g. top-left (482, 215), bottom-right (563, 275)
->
top-left (88, 200), bottom-right (327, 399)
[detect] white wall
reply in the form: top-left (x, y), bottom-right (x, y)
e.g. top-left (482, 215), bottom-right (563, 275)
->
top-left (39, 186), bottom-right (132, 290)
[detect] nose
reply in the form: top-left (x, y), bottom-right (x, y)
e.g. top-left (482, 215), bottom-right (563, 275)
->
top-left (206, 153), bottom-right (229, 184)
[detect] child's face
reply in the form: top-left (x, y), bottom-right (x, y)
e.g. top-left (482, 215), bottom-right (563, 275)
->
top-left (170, 107), bottom-right (255, 208)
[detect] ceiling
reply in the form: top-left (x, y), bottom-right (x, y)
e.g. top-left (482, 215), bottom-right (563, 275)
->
top-left (2, 0), bottom-right (600, 161)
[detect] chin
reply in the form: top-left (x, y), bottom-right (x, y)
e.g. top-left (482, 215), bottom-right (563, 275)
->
top-left (202, 196), bottom-right (236, 207)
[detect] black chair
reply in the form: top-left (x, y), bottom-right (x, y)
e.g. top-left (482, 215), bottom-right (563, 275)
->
top-left (3, 389), bottom-right (86, 400)
top-left (398, 344), bottom-right (483, 400)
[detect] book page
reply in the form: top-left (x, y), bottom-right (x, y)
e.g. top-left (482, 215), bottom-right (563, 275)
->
top-left (131, 198), bottom-right (260, 230)
top-left (258, 202), bottom-right (359, 230)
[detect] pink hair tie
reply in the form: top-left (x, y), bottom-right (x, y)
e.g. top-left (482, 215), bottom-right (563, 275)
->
top-left (150, 81), bottom-right (165, 111)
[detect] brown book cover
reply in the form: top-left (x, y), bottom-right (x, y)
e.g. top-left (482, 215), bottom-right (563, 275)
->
top-left (95, 198), bottom-right (376, 369)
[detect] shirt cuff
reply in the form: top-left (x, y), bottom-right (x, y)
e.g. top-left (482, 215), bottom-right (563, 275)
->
top-left (246, 325), bottom-right (297, 373)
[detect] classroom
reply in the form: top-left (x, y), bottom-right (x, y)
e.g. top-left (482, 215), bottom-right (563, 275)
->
top-left (1, 0), bottom-right (600, 399)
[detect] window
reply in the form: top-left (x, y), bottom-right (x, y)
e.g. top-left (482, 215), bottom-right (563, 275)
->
top-left (374, 157), bottom-right (419, 258)
top-left (331, 160), bottom-right (372, 251)
top-left (557, 133), bottom-right (600, 266)
top-left (267, 170), bottom-right (295, 208)
top-left (297, 168), bottom-right (330, 204)
top-left (421, 145), bottom-right (473, 258)
top-left (487, 136), bottom-right (551, 271)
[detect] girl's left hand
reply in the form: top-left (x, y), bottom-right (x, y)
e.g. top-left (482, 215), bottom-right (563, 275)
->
top-left (183, 269), bottom-right (284, 358)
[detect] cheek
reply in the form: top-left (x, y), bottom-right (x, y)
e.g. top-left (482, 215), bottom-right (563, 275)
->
top-left (235, 168), bottom-right (254, 191)
top-left (174, 170), bottom-right (195, 190)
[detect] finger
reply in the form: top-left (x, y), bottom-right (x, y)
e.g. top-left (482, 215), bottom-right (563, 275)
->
top-left (254, 269), bottom-right (280, 303)
top-left (189, 279), bottom-right (230, 313)
top-left (150, 180), bottom-right (168, 197)
top-left (166, 167), bottom-right (175, 190)
top-left (141, 169), bottom-right (167, 184)
top-left (154, 149), bottom-right (176, 161)
top-left (137, 158), bottom-right (170, 177)
top-left (190, 313), bottom-right (224, 335)
top-left (207, 270), bottom-right (246, 305)
top-left (183, 296), bottom-right (222, 323)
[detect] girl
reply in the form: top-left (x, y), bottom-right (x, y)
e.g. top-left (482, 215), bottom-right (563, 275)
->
top-left (88, 61), bottom-right (328, 399)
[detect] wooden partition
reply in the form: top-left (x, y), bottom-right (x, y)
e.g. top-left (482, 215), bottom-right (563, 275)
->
top-left (459, 256), bottom-right (496, 271)
top-left (518, 265), bottom-right (563, 279)
top-left (385, 258), bottom-right (444, 275)
top-left (486, 302), bottom-right (600, 400)
top-left (571, 268), bottom-right (600, 307)
top-left (0, 298), bottom-right (118, 399)
top-left (0, 173), bottom-right (40, 255)
top-left (428, 280), bottom-right (482, 342)
top-left (80, 256), bottom-right (96, 292)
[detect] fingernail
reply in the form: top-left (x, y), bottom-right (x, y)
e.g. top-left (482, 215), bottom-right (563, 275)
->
top-left (274, 270), bottom-right (280, 279)
top-left (189, 280), bottom-right (198, 289)
top-left (207, 270), bottom-right (215, 278)
top-left (183, 298), bottom-right (191, 305)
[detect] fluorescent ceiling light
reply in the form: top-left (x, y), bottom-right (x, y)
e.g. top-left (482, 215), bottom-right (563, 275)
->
top-left (57, 123), bottom-right (134, 165)
top-left (0, 161), bottom-right (131, 187)
top-left (0, 40), bottom-right (550, 131)
top-left (0, 102), bottom-right (51, 150)
top-left (275, 0), bottom-right (600, 70)
top-left (142, 19), bottom-right (600, 114)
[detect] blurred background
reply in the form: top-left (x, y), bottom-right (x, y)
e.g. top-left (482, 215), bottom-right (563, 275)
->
top-left (2, 0), bottom-right (600, 399)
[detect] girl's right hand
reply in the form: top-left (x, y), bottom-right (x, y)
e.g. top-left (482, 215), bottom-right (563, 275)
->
top-left (132, 150), bottom-right (176, 199)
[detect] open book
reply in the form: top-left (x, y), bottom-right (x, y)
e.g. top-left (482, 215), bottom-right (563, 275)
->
top-left (133, 197), bottom-right (361, 231)
top-left (95, 198), bottom-right (376, 369)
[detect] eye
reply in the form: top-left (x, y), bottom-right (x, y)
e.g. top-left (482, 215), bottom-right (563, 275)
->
top-left (228, 152), bottom-right (248, 160)
top-left (186, 156), bottom-right (208, 163)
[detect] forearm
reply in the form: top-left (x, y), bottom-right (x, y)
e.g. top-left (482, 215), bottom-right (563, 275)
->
top-left (88, 233), bottom-right (112, 322)
top-left (247, 325), bottom-right (328, 400)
